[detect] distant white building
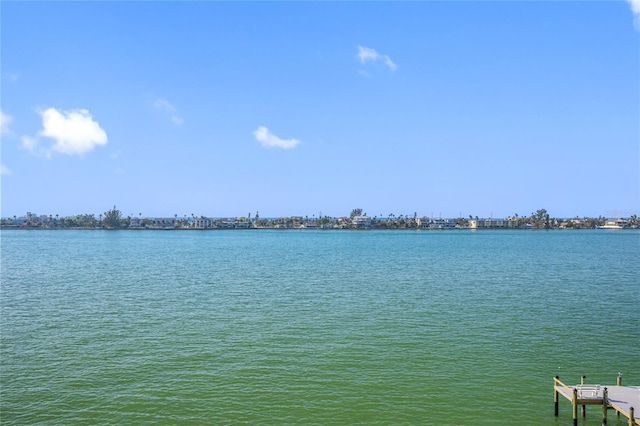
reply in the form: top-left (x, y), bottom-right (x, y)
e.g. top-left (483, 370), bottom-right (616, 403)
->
top-left (193, 217), bottom-right (215, 229)
top-left (468, 219), bottom-right (517, 229)
top-left (421, 218), bottom-right (457, 229)
top-left (352, 216), bottom-right (371, 229)
top-left (598, 218), bottom-right (627, 229)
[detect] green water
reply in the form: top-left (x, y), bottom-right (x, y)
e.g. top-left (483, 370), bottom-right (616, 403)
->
top-left (1, 229), bottom-right (638, 425)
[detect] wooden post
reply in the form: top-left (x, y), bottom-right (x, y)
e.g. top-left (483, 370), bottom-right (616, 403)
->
top-left (572, 388), bottom-right (579, 426)
top-left (554, 376), bottom-right (560, 416)
top-left (602, 387), bottom-right (608, 426)
top-left (582, 375), bottom-right (587, 417)
top-left (629, 406), bottom-right (634, 426)
top-left (617, 373), bottom-right (622, 419)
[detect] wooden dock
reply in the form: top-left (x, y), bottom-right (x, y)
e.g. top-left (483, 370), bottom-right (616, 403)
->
top-left (554, 375), bottom-right (640, 426)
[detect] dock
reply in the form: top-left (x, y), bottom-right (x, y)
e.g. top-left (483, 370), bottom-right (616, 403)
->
top-left (554, 375), bottom-right (640, 425)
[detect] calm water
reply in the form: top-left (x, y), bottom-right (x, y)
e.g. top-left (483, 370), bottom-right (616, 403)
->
top-left (1, 229), bottom-right (639, 425)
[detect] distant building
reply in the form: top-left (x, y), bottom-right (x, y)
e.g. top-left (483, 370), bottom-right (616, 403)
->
top-left (598, 218), bottom-right (627, 229)
top-left (218, 220), bottom-right (250, 229)
top-left (421, 218), bottom-right (457, 229)
top-left (468, 219), bottom-right (517, 229)
top-left (25, 212), bottom-right (48, 224)
top-left (569, 218), bottom-right (585, 228)
top-left (193, 217), bottom-right (215, 229)
top-left (352, 216), bottom-right (371, 229)
top-left (152, 218), bottom-right (176, 229)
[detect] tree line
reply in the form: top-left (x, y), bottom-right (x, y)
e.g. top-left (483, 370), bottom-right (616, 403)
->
top-left (2, 206), bottom-right (638, 229)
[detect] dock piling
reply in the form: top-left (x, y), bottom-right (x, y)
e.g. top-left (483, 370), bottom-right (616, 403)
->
top-left (582, 375), bottom-right (587, 417)
top-left (555, 376), bottom-right (560, 416)
top-left (618, 374), bottom-right (622, 419)
top-left (602, 387), bottom-right (608, 426)
top-left (629, 407), bottom-right (635, 426)
top-left (572, 387), bottom-right (578, 426)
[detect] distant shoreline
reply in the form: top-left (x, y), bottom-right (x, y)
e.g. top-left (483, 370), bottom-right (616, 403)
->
top-left (3, 208), bottom-right (638, 230)
top-left (2, 225), bottom-right (638, 231)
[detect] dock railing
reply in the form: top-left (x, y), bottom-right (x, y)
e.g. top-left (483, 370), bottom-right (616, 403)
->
top-left (554, 375), bottom-right (609, 426)
top-left (553, 376), bottom-right (574, 416)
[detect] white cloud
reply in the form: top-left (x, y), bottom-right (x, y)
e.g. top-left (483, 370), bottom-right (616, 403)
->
top-left (1, 163), bottom-right (12, 176)
top-left (253, 126), bottom-right (300, 149)
top-left (40, 108), bottom-right (107, 155)
top-left (357, 45), bottom-right (380, 63)
top-left (628, 0), bottom-right (640, 29)
top-left (356, 45), bottom-right (397, 71)
top-left (154, 98), bottom-right (184, 125)
top-left (1, 110), bottom-right (13, 134)
top-left (22, 108), bottom-right (108, 157)
top-left (21, 136), bottom-right (39, 155)
top-left (383, 56), bottom-right (397, 71)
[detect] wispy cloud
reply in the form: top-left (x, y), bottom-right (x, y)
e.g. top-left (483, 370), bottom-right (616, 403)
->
top-left (1, 164), bottom-right (12, 176)
top-left (356, 45), bottom-right (397, 71)
top-left (628, 0), bottom-right (640, 30)
top-left (1, 110), bottom-right (13, 134)
top-left (154, 98), bottom-right (184, 125)
top-left (4, 73), bottom-right (18, 83)
top-left (22, 108), bottom-right (108, 157)
top-left (21, 136), bottom-right (39, 154)
top-left (253, 126), bottom-right (300, 149)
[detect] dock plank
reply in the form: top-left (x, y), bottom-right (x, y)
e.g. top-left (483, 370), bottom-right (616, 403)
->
top-left (607, 386), bottom-right (640, 426)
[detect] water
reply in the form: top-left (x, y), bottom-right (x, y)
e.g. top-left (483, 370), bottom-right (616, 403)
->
top-left (1, 229), bottom-right (639, 425)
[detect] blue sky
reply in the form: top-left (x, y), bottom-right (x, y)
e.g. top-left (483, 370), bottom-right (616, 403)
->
top-left (2, 1), bottom-right (639, 219)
